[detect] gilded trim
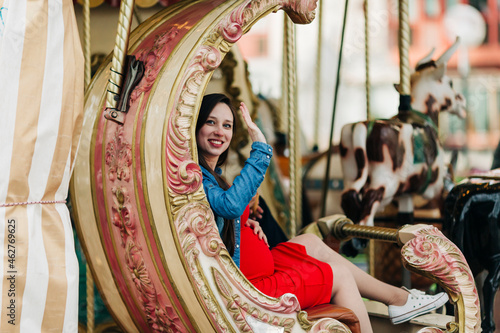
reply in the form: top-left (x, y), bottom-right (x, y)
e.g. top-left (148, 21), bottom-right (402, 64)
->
top-left (401, 225), bottom-right (481, 333)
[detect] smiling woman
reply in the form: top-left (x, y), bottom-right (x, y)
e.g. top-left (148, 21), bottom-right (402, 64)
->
top-left (195, 93), bottom-right (450, 333)
top-left (196, 95), bottom-right (236, 171)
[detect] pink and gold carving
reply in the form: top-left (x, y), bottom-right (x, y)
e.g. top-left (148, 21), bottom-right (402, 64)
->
top-left (306, 318), bottom-right (351, 333)
top-left (213, 268), bottom-right (297, 332)
top-left (280, 0), bottom-right (318, 24)
top-left (217, 253), bottom-right (302, 314)
top-left (105, 127), bottom-right (132, 182)
top-left (105, 123), bottom-right (183, 330)
top-left (111, 187), bottom-right (135, 246)
top-left (125, 240), bottom-right (184, 332)
top-left (163, 1), bottom-right (321, 332)
top-left (401, 225), bottom-right (481, 333)
top-left (416, 328), bottom-right (447, 333)
top-left (131, 27), bottom-right (180, 105)
top-left (216, 5), bottom-right (245, 43)
top-left (175, 202), bottom-right (223, 258)
top-left (108, 184), bottom-right (184, 330)
top-left (415, 321), bottom-right (459, 333)
top-left (165, 45), bottom-right (222, 202)
top-left (173, 203), bottom-right (233, 332)
top-left (108, 181), bottom-right (184, 331)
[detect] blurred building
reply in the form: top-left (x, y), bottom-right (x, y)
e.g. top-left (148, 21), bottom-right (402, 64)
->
top-left (74, 0), bottom-right (500, 171)
top-left (237, 0), bottom-right (500, 172)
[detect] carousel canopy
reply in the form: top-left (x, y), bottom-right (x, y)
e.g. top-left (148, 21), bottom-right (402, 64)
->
top-left (74, 0), bottom-right (181, 8)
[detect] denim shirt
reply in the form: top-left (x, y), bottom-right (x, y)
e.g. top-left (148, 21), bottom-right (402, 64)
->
top-left (200, 141), bottom-right (273, 267)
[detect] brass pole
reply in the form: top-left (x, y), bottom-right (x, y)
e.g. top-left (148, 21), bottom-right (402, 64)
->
top-left (284, 15), bottom-right (301, 236)
top-left (312, 0), bottom-right (323, 151)
top-left (104, 0), bottom-right (135, 123)
top-left (82, 0), bottom-right (95, 331)
top-left (398, 0), bottom-right (410, 96)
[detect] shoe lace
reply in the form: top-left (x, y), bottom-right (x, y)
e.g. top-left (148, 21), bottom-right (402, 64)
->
top-left (402, 286), bottom-right (426, 298)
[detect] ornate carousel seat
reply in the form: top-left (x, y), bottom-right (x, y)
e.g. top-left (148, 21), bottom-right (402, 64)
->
top-left (443, 171), bottom-right (500, 333)
top-left (70, 1), bottom-right (481, 332)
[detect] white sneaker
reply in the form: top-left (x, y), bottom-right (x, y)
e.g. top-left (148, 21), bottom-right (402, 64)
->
top-left (388, 287), bottom-right (449, 324)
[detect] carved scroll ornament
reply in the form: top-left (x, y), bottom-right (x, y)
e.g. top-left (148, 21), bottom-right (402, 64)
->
top-left (401, 226), bottom-right (481, 333)
top-left (163, 0), bottom-right (325, 332)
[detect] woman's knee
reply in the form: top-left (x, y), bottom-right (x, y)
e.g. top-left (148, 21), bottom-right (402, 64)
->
top-left (330, 264), bottom-right (357, 293)
top-left (291, 233), bottom-right (321, 244)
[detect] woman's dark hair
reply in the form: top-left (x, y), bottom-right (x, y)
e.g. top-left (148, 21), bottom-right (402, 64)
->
top-left (196, 93), bottom-right (237, 255)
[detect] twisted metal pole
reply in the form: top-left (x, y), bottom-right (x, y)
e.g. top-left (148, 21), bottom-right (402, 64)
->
top-left (82, 0), bottom-right (95, 331)
top-left (312, 0), bottom-right (323, 151)
top-left (86, 264), bottom-right (95, 333)
top-left (363, 0), bottom-right (376, 276)
top-left (104, 0), bottom-right (135, 123)
top-left (280, 24), bottom-right (289, 135)
top-left (324, 215), bottom-right (399, 244)
top-left (364, 0), bottom-right (370, 120)
top-left (398, 0), bottom-right (413, 288)
top-left (284, 15), bottom-right (301, 236)
top-left (398, 0), bottom-right (411, 110)
top-left (83, 0), bottom-right (91, 88)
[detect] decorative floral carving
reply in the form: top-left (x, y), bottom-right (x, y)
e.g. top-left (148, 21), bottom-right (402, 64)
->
top-left (175, 202), bottom-right (223, 258)
top-left (105, 128), bottom-right (183, 330)
top-left (126, 241), bottom-right (156, 302)
top-left (111, 187), bottom-right (135, 246)
top-left (401, 226), bottom-right (480, 333)
top-left (217, 5), bottom-right (245, 43)
top-left (105, 127), bottom-right (132, 182)
top-left (125, 241), bottom-right (184, 332)
top-left (130, 27), bottom-right (180, 104)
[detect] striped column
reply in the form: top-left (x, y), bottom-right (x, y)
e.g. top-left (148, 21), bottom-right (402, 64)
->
top-left (0, 0), bottom-right (83, 331)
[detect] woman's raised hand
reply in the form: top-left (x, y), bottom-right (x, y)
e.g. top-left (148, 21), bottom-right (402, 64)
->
top-left (239, 102), bottom-right (267, 143)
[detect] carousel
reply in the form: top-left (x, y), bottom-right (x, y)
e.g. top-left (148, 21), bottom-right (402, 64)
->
top-left (0, 0), bottom-right (489, 332)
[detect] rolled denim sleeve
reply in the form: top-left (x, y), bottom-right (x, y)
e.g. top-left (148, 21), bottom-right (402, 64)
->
top-left (202, 142), bottom-right (273, 219)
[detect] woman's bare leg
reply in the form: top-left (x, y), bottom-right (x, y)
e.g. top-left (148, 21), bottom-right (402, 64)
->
top-left (327, 262), bottom-right (374, 332)
top-left (288, 234), bottom-right (409, 306)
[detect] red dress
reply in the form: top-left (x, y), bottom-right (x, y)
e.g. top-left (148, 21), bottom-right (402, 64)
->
top-left (239, 207), bottom-right (333, 309)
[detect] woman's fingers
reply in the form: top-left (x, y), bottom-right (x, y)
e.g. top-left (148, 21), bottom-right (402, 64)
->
top-left (246, 218), bottom-right (257, 228)
top-left (239, 102), bottom-right (267, 143)
top-left (240, 102), bottom-right (252, 125)
top-left (247, 218), bottom-right (267, 245)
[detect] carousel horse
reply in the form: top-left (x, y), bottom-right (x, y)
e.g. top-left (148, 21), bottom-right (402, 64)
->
top-left (443, 173), bottom-right (500, 333)
top-left (340, 37), bottom-right (466, 227)
top-left (70, 1), bottom-right (480, 331)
